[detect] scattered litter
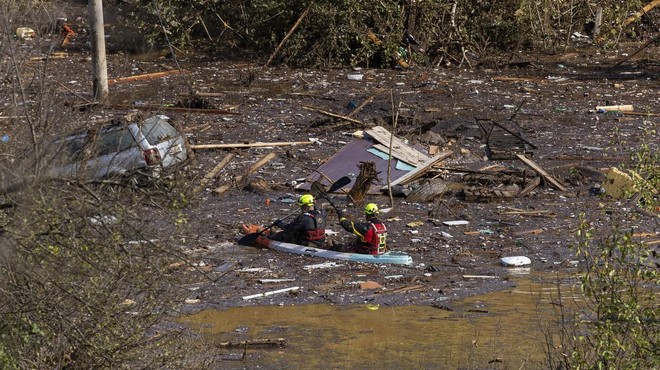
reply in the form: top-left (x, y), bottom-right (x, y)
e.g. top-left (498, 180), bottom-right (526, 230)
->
top-left (16, 27), bottom-right (35, 40)
top-left (242, 286), bottom-right (300, 300)
top-left (303, 262), bottom-right (343, 270)
top-left (347, 73), bottom-right (363, 81)
top-left (237, 267), bottom-right (271, 273)
top-left (258, 278), bottom-right (296, 284)
top-left (89, 215), bottom-right (118, 225)
top-left (602, 167), bottom-right (639, 199)
top-left (500, 256), bottom-right (532, 267)
top-left (443, 220), bottom-right (469, 226)
top-left (406, 221), bottom-right (425, 228)
top-left (360, 281), bottom-right (383, 290)
top-left (463, 275), bottom-right (498, 279)
top-left (184, 298), bottom-right (201, 304)
top-left (595, 104), bottom-right (633, 113)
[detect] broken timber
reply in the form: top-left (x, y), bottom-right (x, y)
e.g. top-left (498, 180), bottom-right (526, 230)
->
top-left (516, 154), bottom-right (567, 191)
top-left (192, 153), bottom-right (235, 195)
top-left (365, 126), bottom-right (430, 166)
top-left (380, 151), bottom-right (453, 191)
top-left (213, 152), bottom-right (277, 195)
top-left (191, 141), bottom-right (314, 150)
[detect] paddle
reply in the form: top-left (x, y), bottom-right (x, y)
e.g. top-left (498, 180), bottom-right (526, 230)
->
top-left (311, 175), bottom-right (351, 212)
top-left (238, 176), bottom-right (351, 246)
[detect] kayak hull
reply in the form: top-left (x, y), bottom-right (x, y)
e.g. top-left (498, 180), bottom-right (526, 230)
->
top-left (240, 224), bottom-right (413, 266)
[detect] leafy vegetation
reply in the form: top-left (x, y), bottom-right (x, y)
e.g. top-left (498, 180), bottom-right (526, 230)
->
top-left (126, 0), bottom-right (651, 67)
top-left (545, 130), bottom-right (659, 369)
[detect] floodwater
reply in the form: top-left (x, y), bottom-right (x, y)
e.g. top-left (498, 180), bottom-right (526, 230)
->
top-left (180, 271), bottom-right (579, 369)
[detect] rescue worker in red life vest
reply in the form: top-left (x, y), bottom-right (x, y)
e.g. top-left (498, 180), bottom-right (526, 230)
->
top-left (269, 194), bottom-right (327, 248)
top-left (334, 203), bottom-right (387, 255)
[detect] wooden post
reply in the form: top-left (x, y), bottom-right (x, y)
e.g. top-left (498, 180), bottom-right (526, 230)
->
top-left (594, 7), bottom-right (603, 37)
top-left (88, 0), bottom-right (109, 104)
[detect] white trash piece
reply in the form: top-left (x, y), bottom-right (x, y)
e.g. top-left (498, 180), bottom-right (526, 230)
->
top-left (500, 256), bottom-right (531, 267)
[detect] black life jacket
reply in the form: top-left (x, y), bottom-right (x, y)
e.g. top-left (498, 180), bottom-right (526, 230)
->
top-left (302, 210), bottom-right (326, 242)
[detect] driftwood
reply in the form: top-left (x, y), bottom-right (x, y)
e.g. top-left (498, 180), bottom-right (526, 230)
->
top-left (349, 161), bottom-right (379, 203)
top-left (192, 153), bottom-right (235, 195)
top-left (217, 338), bottom-right (287, 348)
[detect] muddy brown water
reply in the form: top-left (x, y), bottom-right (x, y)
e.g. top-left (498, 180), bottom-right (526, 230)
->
top-left (180, 271), bottom-right (578, 369)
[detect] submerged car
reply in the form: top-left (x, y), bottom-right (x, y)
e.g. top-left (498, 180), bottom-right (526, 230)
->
top-left (47, 115), bottom-right (189, 182)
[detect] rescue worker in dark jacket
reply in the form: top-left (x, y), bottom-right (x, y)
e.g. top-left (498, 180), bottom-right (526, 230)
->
top-left (334, 203), bottom-right (387, 255)
top-left (269, 194), bottom-right (327, 248)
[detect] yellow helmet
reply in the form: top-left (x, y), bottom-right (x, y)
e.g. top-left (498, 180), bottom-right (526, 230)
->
top-left (298, 194), bottom-right (315, 206)
top-left (364, 203), bottom-right (379, 215)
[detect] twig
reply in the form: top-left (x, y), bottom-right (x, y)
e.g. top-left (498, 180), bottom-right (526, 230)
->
top-left (264, 4), bottom-right (313, 67)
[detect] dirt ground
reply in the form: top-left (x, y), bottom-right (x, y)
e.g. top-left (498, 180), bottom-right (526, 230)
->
top-left (4, 6), bottom-right (659, 311)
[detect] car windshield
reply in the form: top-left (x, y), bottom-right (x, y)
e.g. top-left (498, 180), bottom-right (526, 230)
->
top-left (141, 118), bottom-right (178, 145)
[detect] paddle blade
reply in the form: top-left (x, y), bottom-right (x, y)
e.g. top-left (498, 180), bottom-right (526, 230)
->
top-left (327, 176), bottom-right (351, 193)
top-left (237, 232), bottom-right (260, 246)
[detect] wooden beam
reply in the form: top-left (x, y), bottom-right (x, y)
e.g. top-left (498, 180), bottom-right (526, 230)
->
top-left (516, 154), bottom-right (567, 191)
top-left (380, 151), bottom-right (453, 191)
top-left (191, 141), bottom-right (313, 150)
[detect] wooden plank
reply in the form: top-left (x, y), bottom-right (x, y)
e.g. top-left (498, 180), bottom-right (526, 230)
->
top-left (108, 69), bottom-right (189, 85)
top-left (380, 151), bottom-right (453, 191)
top-left (192, 153), bottom-right (235, 195)
top-left (191, 141), bottom-right (313, 150)
top-left (365, 126), bottom-right (431, 165)
top-left (516, 154), bottom-right (567, 191)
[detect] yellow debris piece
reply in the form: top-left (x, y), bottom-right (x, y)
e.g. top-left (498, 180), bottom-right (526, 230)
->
top-left (602, 167), bottom-right (639, 199)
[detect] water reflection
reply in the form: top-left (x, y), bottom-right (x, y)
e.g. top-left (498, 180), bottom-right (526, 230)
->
top-left (180, 272), bottom-right (573, 369)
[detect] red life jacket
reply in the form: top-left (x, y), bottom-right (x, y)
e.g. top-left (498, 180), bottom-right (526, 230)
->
top-left (302, 211), bottom-right (326, 242)
top-left (360, 222), bottom-right (387, 255)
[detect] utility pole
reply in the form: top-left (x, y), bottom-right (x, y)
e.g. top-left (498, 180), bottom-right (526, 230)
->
top-left (88, 0), bottom-right (109, 104)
